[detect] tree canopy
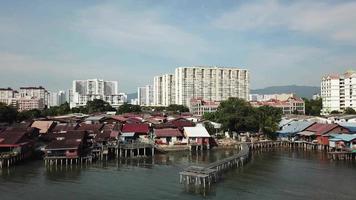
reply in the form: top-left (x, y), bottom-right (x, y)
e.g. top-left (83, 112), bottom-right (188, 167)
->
top-left (344, 107), bottom-right (356, 115)
top-left (117, 103), bottom-right (141, 114)
top-left (166, 104), bottom-right (189, 113)
top-left (86, 99), bottom-right (116, 113)
top-left (203, 98), bottom-right (282, 139)
top-left (0, 103), bottom-right (17, 124)
top-left (303, 98), bottom-right (322, 116)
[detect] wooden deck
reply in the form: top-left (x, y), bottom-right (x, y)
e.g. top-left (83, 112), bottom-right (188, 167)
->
top-left (179, 143), bottom-right (250, 189)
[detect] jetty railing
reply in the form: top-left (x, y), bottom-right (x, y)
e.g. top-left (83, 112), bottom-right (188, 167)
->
top-left (179, 143), bottom-right (250, 189)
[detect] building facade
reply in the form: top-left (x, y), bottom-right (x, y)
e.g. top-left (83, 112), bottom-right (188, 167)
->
top-left (19, 86), bottom-right (49, 106)
top-left (321, 71), bottom-right (356, 115)
top-left (70, 79), bottom-right (126, 108)
top-left (1, 86), bottom-right (49, 111)
top-left (49, 91), bottom-right (67, 107)
top-left (153, 66), bottom-right (249, 107)
top-left (189, 98), bottom-right (220, 116)
top-left (153, 74), bottom-right (176, 106)
top-left (175, 67), bottom-right (249, 106)
top-left (138, 85), bottom-right (153, 106)
top-left (250, 95), bottom-right (305, 115)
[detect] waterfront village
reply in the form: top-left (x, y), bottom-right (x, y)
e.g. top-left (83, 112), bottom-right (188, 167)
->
top-left (1, 67), bottom-right (356, 187)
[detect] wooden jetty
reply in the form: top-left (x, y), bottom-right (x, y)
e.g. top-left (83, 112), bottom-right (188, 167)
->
top-left (328, 151), bottom-right (356, 161)
top-left (0, 153), bottom-right (25, 168)
top-left (44, 156), bottom-right (93, 166)
top-left (179, 143), bottom-right (250, 189)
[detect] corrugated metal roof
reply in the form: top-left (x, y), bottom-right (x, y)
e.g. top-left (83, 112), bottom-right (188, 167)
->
top-left (184, 127), bottom-right (210, 138)
top-left (329, 134), bottom-right (356, 142)
top-left (277, 121), bottom-right (315, 137)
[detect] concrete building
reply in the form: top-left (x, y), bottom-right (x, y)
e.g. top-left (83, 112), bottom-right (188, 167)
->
top-left (153, 74), bottom-right (175, 106)
top-left (17, 97), bottom-right (45, 112)
top-left (19, 86), bottom-right (49, 106)
top-left (321, 71), bottom-right (356, 115)
top-left (249, 93), bottom-right (297, 102)
top-left (1, 86), bottom-right (49, 111)
top-left (138, 85), bottom-right (153, 106)
top-left (250, 95), bottom-right (305, 115)
top-left (153, 66), bottom-right (249, 107)
top-left (49, 91), bottom-right (67, 107)
top-left (189, 98), bottom-right (220, 116)
top-left (0, 88), bottom-right (18, 107)
top-left (70, 79), bottom-right (126, 108)
top-left (175, 67), bottom-right (249, 106)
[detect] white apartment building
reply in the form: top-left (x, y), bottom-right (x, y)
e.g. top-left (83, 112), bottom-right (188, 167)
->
top-left (153, 74), bottom-right (175, 106)
top-left (19, 86), bottom-right (49, 106)
top-left (49, 91), bottom-right (67, 107)
top-left (137, 85), bottom-right (153, 106)
top-left (0, 88), bottom-right (18, 107)
top-left (175, 66), bottom-right (249, 106)
top-left (153, 66), bottom-right (249, 107)
top-left (70, 79), bottom-right (126, 108)
top-left (321, 71), bottom-right (356, 115)
top-left (0, 86), bottom-right (48, 111)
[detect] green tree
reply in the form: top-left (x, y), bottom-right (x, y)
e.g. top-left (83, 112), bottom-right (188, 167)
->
top-left (117, 103), bottom-right (142, 114)
top-left (204, 121), bottom-right (217, 136)
top-left (203, 112), bottom-right (216, 121)
top-left (86, 99), bottom-right (115, 113)
top-left (330, 110), bottom-right (341, 114)
top-left (255, 106), bottom-right (282, 139)
top-left (17, 109), bottom-right (43, 121)
top-left (0, 103), bottom-right (18, 124)
top-left (166, 104), bottom-right (189, 113)
top-left (303, 98), bottom-right (322, 116)
top-left (344, 107), bottom-right (356, 115)
top-left (215, 98), bottom-right (258, 133)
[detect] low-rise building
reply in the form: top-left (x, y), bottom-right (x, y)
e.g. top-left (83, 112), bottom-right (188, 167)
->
top-left (189, 98), bottom-right (220, 116)
top-left (250, 96), bottom-right (305, 115)
top-left (17, 97), bottom-right (45, 111)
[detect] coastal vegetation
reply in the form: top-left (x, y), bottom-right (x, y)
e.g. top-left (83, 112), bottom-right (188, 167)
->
top-left (303, 98), bottom-right (322, 116)
top-left (203, 98), bottom-right (282, 139)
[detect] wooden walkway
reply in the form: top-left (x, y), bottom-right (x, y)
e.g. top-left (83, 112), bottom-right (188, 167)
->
top-left (179, 143), bottom-right (250, 189)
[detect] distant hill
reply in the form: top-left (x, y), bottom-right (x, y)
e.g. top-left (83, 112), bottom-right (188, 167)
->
top-left (251, 85), bottom-right (320, 99)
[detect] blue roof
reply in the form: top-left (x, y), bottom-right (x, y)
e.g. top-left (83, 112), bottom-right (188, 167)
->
top-left (338, 122), bottom-right (356, 132)
top-left (329, 134), bottom-right (356, 142)
top-left (277, 121), bottom-right (315, 137)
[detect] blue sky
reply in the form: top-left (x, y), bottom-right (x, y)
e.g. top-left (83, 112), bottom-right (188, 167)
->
top-left (0, 0), bottom-right (355, 93)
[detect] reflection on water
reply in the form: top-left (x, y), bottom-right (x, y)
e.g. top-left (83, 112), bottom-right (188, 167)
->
top-left (1, 149), bottom-right (356, 200)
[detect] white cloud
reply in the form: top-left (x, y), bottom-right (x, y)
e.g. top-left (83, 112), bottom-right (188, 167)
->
top-left (74, 4), bottom-right (209, 60)
top-left (213, 0), bottom-right (356, 44)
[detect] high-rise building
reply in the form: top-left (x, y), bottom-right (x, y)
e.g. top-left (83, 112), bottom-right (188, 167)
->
top-left (153, 66), bottom-right (249, 107)
top-left (70, 79), bottom-right (126, 108)
top-left (153, 74), bottom-right (175, 106)
top-left (176, 66), bottom-right (249, 106)
top-left (49, 91), bottom-right (67, 107)
top-left (321, 71), bottom-right (356, 115)
top-left (0, 88), bottom-right (18, 107)
top-left (19, 86), bottom-right (49, 106)
top-left (138, 85), bottom-right (153, 106)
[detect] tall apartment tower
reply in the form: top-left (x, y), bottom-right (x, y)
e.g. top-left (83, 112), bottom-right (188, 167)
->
top-left (138, 85), bottom-right (153, 106)
top-left (175, 66), bottom-right (249, 106)
top-left (321, 71), bottom-right (356, 115)
top-left (71, 78), bottom-right (125, 108)
top-left (153, 74), bottom-right (175, 106)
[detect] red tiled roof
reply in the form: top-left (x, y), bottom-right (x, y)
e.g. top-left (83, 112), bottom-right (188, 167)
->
top-left (46, 131), bottom-right (86, 149)
top-left (306, 123), bottom-right (340, 135)
top-left (77, 123), bottom-right (104, 132)
top-left (154, 128), bottom-right (183, 137)
top-left (170, 118), bottom-right (195, 128)
top-left (121, 123), bottom-right (149, 134)
top-left (0, 130), bottom-right (28, 146)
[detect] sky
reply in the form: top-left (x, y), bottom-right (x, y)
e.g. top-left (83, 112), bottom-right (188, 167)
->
top-left (0, 0), bottom-right (355, 93)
